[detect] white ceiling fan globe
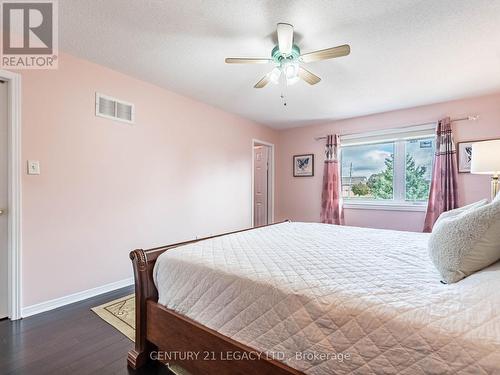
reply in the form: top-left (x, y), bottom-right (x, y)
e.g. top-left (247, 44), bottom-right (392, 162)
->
top-left (269, 67), bottom-right (281, 85)
top-left (283, 61), bottom-right (300, 85)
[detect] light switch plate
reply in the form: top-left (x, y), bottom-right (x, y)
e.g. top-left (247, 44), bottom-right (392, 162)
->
top-left (27, 160), bottom-right (40, 175)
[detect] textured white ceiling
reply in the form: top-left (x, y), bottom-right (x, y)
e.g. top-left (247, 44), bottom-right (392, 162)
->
top-left (60, 0), bottom-right (500, 129)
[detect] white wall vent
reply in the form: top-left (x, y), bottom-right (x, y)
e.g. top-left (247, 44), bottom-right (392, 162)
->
top-left (95, 93), bottom-right (135, 124)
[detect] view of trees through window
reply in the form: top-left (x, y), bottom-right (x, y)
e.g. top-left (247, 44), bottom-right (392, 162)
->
top-left (341, 137), bottom-right (435, 202)
top-left (405, 138), bottom-right (434, 200)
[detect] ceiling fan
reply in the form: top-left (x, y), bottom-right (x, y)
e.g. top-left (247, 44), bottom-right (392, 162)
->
top-left (225, 23), bottom-right (350, 89)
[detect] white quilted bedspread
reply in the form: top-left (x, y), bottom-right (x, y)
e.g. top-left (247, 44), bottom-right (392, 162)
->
top-left (153, 222), bottom-right (500, 374)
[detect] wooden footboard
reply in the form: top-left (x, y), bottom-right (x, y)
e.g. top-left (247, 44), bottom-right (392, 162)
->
top-left (127, 220), bottom-right (302, 374)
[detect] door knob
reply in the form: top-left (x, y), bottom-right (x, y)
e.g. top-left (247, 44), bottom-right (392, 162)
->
top-left (0, 209), bottom-right (7, 215)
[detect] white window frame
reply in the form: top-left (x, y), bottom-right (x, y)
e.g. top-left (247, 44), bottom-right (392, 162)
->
top-left (340, 124), bottom-right (437, 212)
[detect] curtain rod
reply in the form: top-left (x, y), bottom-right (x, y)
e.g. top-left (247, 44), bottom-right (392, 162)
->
top-left (314, 115), bottom-right (479, 141)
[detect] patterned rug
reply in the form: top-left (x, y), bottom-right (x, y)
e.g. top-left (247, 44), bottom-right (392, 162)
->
top-left (91, 294), bottom-right (190, 375)
top-left (91, 294), bottom-right (135, 341)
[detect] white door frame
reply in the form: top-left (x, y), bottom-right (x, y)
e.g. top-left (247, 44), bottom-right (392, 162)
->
top-left (0, 69), bottom-right (22, 320)
top-left (251, 139), bottom-right (275, 226)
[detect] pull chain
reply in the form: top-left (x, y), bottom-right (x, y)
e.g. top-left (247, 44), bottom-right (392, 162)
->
top-left (280, 73), bottom-right (287, 106)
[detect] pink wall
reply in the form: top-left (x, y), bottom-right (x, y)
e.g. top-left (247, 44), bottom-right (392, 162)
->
top-left (16, 52), bottom-right (500, 307)
top-left (276, 93), bottom-right (500, 231)
top-left (19, 53), bottom-right (277, 307)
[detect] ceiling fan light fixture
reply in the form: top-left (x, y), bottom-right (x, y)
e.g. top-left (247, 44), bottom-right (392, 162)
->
top-left (225, 22), bottom-right (349, 92)
top-left (284, 61), bottom-right (299, 80)
top-left (269, 67), bottom-right (281, 85)
top-left (286, 75), bottom-right (300, 86)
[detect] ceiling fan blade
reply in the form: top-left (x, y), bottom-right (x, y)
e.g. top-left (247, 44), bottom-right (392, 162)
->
top-left (225, 58), bottom-right (271, 64)
top-left (300, 44), bottom-right (350, 63)
top-left (277, 23), bottom-right (294, 55)
top-left (254, 74), bottom-right (270, 89)
top-left (298, 66), bottom-right (321, 85)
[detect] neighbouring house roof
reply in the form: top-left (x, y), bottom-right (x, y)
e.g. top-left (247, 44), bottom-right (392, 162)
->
top-left (342, 176), bottom-right (367, 185)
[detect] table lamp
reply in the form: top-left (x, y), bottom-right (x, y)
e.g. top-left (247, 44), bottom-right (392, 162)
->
top-left (471, 140), bottom-right (500, 200)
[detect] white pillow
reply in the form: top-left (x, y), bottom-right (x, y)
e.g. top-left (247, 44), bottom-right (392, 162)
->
top-left (433, 199), bottom-right (488, 229)
top-left (429, 199), bottom-right (500, 283)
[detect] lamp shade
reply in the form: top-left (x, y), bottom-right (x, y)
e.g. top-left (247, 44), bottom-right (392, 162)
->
top-left (471, 140), bottom-right (500, 175)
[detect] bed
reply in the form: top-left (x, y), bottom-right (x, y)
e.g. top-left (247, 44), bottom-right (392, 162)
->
top-left (128, 221), bottom-right (500, 374)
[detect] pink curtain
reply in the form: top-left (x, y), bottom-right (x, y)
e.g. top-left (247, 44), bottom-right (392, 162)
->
top-left (321, 135), bottom-right (344, 225)
top-left (423, 117), bottom-right (458, 232)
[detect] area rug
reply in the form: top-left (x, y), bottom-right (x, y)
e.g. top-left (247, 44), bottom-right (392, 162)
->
top-left (91, 294), bottom-right (135, 341)
top-left (92, 294), bottom-right (190, 375)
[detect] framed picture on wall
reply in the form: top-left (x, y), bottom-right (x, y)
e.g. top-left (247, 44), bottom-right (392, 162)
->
top-left (293, 154), bottom-right (314, 177)
top-left (457, 141), bottom-right (474, 173)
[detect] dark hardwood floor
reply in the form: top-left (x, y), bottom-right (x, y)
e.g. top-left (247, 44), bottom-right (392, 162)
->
top-left (0, 286), bottom-right (172, 375)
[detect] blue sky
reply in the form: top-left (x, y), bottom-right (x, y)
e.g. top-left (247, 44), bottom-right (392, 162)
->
top-left (341, 139), bottom-right (434, 179)
top-left (341, 143), bottom-right (393, 178)
top-left (406, 139), bottom-right (434, 179)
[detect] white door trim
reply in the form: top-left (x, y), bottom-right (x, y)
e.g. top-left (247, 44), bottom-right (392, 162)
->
top-left (0, 69), bottom-right (22, 320)
top-left (251, 139), bottom-right (275, 226)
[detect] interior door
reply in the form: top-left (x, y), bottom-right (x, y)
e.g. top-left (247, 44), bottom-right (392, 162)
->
top-left (254, 145), bottom-right (269, 227)
top-left (0, 80), bottom-right (8, 319)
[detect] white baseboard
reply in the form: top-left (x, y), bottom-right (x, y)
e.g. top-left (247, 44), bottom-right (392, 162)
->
top-left (21, 277), bottom-right (134, 318)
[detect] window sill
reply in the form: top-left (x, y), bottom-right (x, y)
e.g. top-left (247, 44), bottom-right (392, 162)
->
top-left (343, 202), bottom-right (428, 212)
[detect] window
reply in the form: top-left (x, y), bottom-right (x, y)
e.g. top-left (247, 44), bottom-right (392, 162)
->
top-left (342, 142), bottom-right (395, 200)
top-left (340, 125), bottom-right (436, 210)
top-left (405, 138), bottom-right (435, 201)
